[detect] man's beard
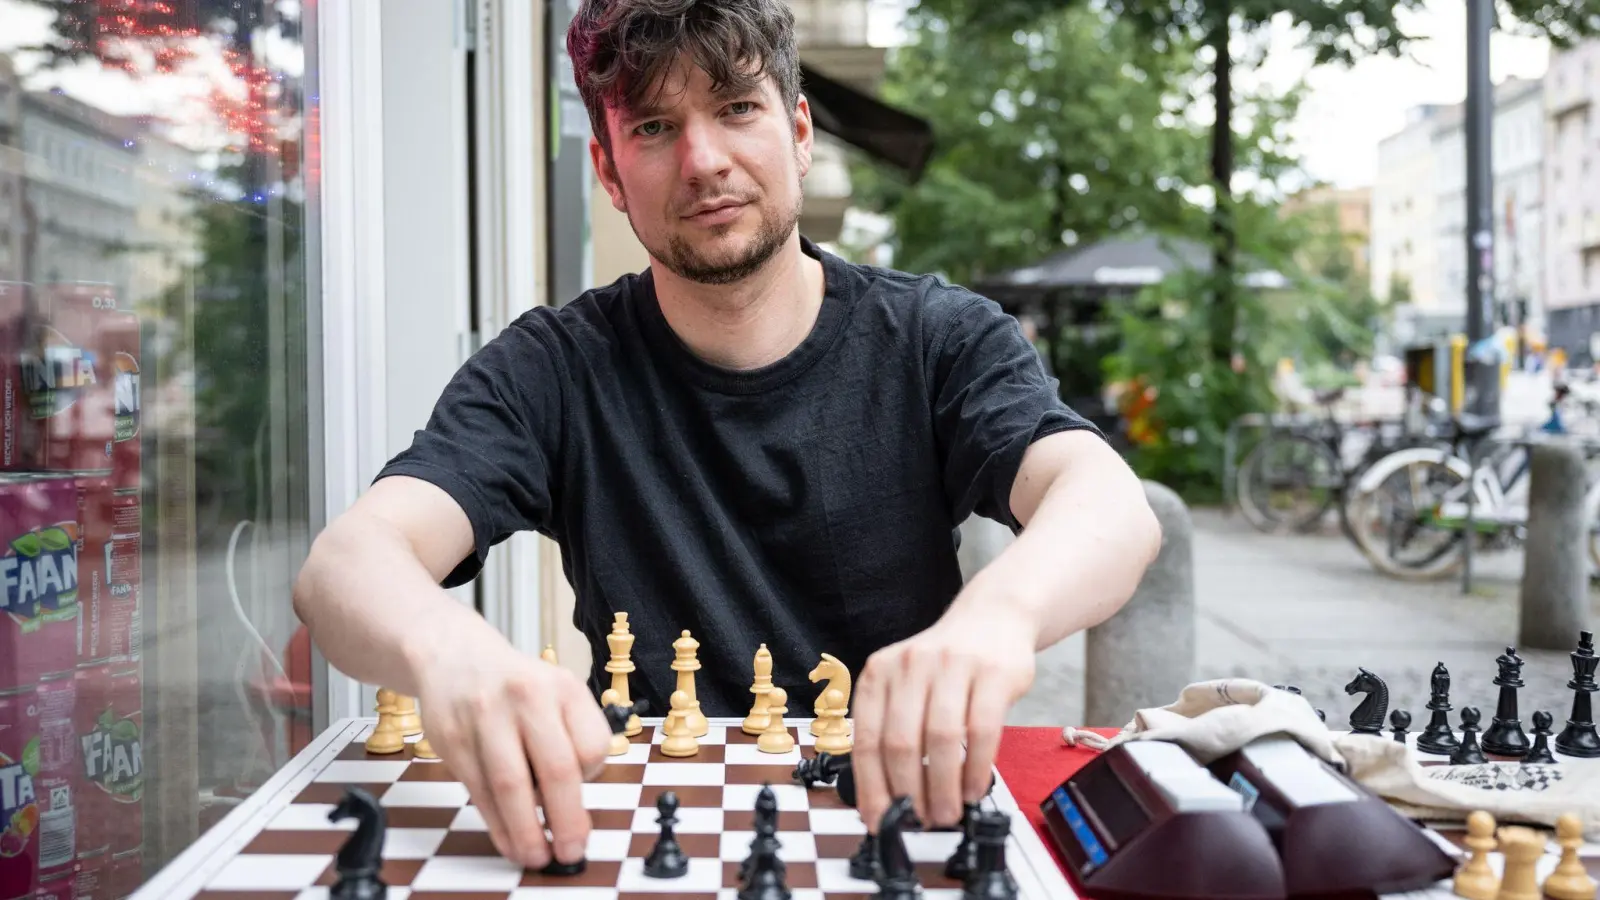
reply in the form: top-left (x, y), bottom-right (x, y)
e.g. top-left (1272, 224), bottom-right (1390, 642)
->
top-left (634, 184), bottom-right (804, 286)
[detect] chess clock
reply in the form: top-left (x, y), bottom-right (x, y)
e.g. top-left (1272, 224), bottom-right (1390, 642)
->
top-left (1038, 740), bottom-right (1287, 900)
top-left (1205, 735), bottom-right (1457, 899)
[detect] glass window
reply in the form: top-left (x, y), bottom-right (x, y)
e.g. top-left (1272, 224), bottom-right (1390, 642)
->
top-left (0, 2), bottom-right (320, 898)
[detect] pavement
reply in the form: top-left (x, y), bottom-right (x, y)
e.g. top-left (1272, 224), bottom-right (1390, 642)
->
top-left (995, 506), bottom-right (1599, 735)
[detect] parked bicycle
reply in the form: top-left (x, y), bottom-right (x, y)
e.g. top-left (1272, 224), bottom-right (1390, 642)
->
top-left (1341, 387), bottom-right (1600, 581)
top-left (1233, 387), bottom-right (1443, 537)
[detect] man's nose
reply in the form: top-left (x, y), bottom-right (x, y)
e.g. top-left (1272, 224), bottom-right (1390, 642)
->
top-left (678, 118), bottom-right (732, 181)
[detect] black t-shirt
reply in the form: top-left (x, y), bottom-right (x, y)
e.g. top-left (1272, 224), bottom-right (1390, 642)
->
top-left (376, 237), bottom-right (1099, 717)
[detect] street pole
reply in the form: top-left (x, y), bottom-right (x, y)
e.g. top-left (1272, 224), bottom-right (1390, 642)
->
top-left (1464, 0), bottom-right (1500, 417)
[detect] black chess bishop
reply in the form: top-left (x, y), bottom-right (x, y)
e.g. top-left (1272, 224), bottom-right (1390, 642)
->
top-left (737, 785), bottom-right (791, 900)
top-left (1556, 630), bottom-right (1600, 758)
top-left (1451, 707), bottom-right (1488, 765)
top-left (1481, 646), bottom-right (1530, 757)
top-left (644, 791), bottom-right (688, 879)
top-left (329, 787), bottom-right (387, 900)
top-left (1416, 662), bottom-right (1461, 755)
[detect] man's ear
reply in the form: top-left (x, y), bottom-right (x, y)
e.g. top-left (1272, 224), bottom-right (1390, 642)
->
top-left (589, 135), bottom-right (627, 213)
top-left (793, 94), bottom-right (814, 177)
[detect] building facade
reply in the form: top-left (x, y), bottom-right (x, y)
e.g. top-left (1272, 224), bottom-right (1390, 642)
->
top-left (1543, 39), bottom-right (1600, 358)
top-left (1370, 104), bottom-right (1442, 314)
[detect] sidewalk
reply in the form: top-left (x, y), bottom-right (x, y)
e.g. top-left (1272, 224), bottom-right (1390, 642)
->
top-left (1005, 507), bottom-right (1599, 732)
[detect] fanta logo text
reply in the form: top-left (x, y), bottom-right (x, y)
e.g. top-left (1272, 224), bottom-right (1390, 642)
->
top-left (82, 727), bottom-right (142, 785)
top-left (21, 345), bottom-right (96, 393)
top-left (1, 535), bottom-right (78, 619)
top-left (0, 762), bottom-right (34, 815)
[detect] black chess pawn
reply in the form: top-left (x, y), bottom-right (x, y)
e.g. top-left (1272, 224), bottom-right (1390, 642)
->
top-left (1556, 630), bottom-right (1600, 758)
top-left (1345, 667), bottom-right (1389, 735)
top-left (644, 791), bottom-right (689, 879)
top-left (740, 784), bottom-right (785, 884)
top-left (1450, 707), bottom-right (1488, 765)
top-left (1416, 661), bottom-right (1462, 756)
top-left (329, 787), bottom-right (387, 900)
top-left (1389, 709), bottom-right (1411, 744)
top-left (1481, 646), bottom-right (1530, 757)
top-left (963, 809), bottom-right (1020, 900)
top-left (945, 802), bottom-right (980, 880)
top-left (1524, 711), bottom-right (1557, 765)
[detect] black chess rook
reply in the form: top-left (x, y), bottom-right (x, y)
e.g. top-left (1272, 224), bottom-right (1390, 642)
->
top-left (1555, 630), bottom-right (1600, 758)
top-left (963, 809), bottom-right (1020, 900)
top-left (1481, 646), bottom-right (1530, 757)
top-left (1416, 662), bottom-right (1461, 755)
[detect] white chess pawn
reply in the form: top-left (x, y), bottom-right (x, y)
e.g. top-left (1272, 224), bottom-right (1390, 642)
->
top-left (1451, 810), bottom-right (1498, 900)
top-left (661, 690), bottom-right (700, 758)
top-left (758, 687), bottom-right (795, 753)
top-left (1544, 813), bottom-right (1597, 900)
top-left (365, 688), bottom-right (406, 754)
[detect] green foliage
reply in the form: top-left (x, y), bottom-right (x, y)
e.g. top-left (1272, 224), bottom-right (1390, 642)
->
top-left (848, 4), bottom-right (1209, 285)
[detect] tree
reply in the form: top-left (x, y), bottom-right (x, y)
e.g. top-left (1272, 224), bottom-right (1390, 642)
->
top-left (914, 0), bottom-right (1600, 366)
top-left (848, 4), bottom-right (1210, 287)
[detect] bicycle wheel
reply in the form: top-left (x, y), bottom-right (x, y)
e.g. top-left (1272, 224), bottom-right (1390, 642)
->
top-left (1236, 434), bottom-right (1341, 533)
top-left (1344, 458), bottom-right (1468, 581)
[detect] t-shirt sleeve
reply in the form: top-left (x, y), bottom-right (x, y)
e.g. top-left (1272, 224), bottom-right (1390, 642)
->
top-left (928, 291), bottom-right (1103, 532)
top-left (374, 315), bottom-right (565, 587)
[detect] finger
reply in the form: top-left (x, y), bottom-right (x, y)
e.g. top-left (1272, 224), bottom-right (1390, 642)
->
top-left (440, 730), bottom-right (513, 862)
top-left (882, 657), bottom-right (933, 824)
top-left (962, 673), bottom-right (1012, 804)
top-left (924, 660), bottom-right (973, 827)
top-left (528, 699), bottom-right (594, 864)
top-left (563, 677), bottom-right (613, 781)
top-left (477, 716), bottom-right (552, 868)
top-left (850, 652), bottom-right (893, 832)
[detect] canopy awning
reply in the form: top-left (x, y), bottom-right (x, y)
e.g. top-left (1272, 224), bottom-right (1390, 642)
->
top-left (800, 61), bottom-right (934, 181)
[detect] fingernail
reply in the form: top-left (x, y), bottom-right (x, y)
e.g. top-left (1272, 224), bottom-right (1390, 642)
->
top-left (559, 841), bottom-right (585, 861)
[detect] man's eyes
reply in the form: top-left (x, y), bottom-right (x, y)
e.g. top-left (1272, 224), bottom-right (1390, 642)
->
top-left (631, 102), bottom-right (756, 137)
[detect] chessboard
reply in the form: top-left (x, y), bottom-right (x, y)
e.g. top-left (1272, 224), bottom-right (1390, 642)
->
top-left (133, 716), bottom-right (1077, 899)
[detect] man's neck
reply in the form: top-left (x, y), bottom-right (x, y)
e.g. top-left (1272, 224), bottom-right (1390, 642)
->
top-left (651, 236), bottom-right (825, 371)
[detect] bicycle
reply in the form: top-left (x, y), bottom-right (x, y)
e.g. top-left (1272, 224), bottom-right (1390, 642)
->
top-left (1234, 387), bottom-right (1441, 537)
top-left (1342, 392), bottom-right (1600, 581)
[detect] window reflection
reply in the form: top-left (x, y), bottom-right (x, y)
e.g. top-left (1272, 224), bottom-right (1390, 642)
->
top-left (0, 1), bottom-right (318, 896)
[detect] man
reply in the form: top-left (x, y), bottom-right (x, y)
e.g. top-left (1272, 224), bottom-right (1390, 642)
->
top-left (292, 0), bottom-right (1161, 875)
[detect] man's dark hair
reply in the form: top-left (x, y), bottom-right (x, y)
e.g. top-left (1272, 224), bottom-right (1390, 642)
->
top-left (566, 0), bottom-right (802, 155)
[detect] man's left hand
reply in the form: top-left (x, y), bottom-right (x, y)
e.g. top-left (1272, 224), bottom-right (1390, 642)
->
top-left (848, 588), bottom-right (1039, 831)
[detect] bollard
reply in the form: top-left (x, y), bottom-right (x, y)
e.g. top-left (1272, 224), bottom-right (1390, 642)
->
top-left (1519, 440), bottom-right (1591, 650)
top-left (1085, 480), bottom-right (1196, 726)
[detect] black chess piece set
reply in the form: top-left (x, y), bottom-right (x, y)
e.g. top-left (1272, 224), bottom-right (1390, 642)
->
top-left (794, 751), bottom-right (1019, 899)
top-left (640, 785), bottom-right (789, 899)
top-left (1314, 630), bottom-right (1600, 766)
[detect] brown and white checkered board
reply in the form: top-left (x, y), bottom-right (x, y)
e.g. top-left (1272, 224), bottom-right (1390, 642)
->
top-left (161, 717), bottom-right (1073, 900)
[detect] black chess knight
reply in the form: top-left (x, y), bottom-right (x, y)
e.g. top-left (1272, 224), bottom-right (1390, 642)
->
top-left (1345, 668), bottom-right (1389, 735)
top-left (1555, 630), bottom-right (1600, 759)
top-left (329, 787), bottom-right (387, 900)
top-left (1416, 662), bottom-right (1461, 755)
top-left (876, 796), bottom-right (925, 900)
top-left (1481, 647), bottom-right (1530, 757)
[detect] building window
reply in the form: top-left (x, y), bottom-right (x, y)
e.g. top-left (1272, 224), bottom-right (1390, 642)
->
top-left (0, 2), bottom-right (322, 894)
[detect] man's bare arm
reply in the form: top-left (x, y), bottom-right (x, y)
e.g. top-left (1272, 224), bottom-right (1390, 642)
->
top-left (290, 475), bottom-right (498, 697)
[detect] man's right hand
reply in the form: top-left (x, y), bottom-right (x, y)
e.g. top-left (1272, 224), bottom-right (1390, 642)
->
top-left (413, 624), bottom-right (612, 869)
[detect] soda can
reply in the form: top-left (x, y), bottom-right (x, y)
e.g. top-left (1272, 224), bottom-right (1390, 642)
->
top-left (0, 685), bottom-right (40, 900)
top-left (31, 674), bottom-right (74, 880)
top-left (30, 284), bottom-right (125, 476)
top-left (34, 868), bottom-right (72, 900)
top-left (106, 847), bottom-right (138, 899)
top-left (68, 852), bottom-right (103, 900)
top-left (81, 666), bottom-right (138, 858)
top-left (68, 666), bottom-right (106, 862)
top-left (0, 478), bottom-right (80, 692)
top-left (102, 496), bottom-right (137, 664)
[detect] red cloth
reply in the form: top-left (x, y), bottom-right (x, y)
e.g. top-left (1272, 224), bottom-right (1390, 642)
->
top-left (993, 726), bottom-right (1118, 872)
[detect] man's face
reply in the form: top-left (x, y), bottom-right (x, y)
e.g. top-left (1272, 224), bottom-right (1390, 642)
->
top-left (591, 56), bottom-right (813, 286)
